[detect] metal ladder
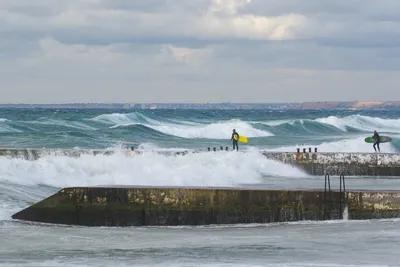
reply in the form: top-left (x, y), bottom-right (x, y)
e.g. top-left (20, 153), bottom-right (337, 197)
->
top-left (324, 173), bottom-right (346, 220)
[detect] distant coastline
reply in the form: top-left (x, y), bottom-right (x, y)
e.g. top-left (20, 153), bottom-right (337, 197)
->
top-left (0, 101), bottom-right (400, 110)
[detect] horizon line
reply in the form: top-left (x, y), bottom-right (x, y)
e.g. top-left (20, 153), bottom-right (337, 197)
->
top-left (0, 100), bottom-right (399, 105)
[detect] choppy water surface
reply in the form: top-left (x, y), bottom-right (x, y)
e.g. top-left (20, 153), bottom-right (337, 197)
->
top-left (1, 218), bottom-right (400, 266)
top-left (1, 108), bottom-right (400, 266)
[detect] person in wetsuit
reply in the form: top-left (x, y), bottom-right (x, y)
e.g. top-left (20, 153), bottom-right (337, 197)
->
top-left (231, 129), bottom-right (239, 151)
top-left (372, 130), bottom-right (380, 152)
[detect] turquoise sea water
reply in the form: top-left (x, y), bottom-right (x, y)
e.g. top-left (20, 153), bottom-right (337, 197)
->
top-left (1, 108), bottom-right (400, 266)
top-left (1, 108), bottom-right (400, 151)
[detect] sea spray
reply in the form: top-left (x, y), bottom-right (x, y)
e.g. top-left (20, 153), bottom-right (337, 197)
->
top-left (0, 148), bottom-right (307, 188)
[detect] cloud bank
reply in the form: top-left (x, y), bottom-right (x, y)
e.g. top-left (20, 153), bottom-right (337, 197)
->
top-left (1, 0), bottom-right (399, 103)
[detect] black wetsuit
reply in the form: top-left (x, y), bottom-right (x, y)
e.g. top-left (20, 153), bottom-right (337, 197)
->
top-left (373, 132), bottom-right (380, 152)
top-left (231, 132), bottom-right (239, 151)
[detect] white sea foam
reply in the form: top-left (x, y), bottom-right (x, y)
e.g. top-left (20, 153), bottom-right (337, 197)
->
top-left (92, 113), bottom-right (273, 139)
top-left (258, 119), bottom-right (292, 126)
top-left (258, 115), bottom-right (400, 134)
top-left (314, 115), bottom-right (400, 133)
top-left (258, 119), bottom-right (308, 127)
top-left (0, 148), bottom-right (306, 188)
top-left (147, 119), bottom-right (272, 139)
top-left (92, 112), bottom-right (154, 126)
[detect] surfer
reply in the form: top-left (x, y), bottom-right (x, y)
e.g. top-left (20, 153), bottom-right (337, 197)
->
top-left (372, 130), bottom-right (380, 152)
top-left (231, 129), bottom-right (239, 151)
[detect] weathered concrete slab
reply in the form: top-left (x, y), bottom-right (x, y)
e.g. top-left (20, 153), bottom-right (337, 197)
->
top-left (262, 152), bottom-right (400, 176)
top-left (262, 152), bottom-right (400, 166)
top-left (12, 186), bottom-right (400, 227)
top-left (347, 191), bottom-right (400, 219)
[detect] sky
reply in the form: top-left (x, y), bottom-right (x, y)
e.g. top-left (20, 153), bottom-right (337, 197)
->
top-left (1, 0), bottom-right (400, 104)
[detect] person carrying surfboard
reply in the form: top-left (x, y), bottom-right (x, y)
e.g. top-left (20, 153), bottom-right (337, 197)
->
top-left (231, 129), bottom-right (239, 151)
top-left (372, 130), bottom-right (380, 152)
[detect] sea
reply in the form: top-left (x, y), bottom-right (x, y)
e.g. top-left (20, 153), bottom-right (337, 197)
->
top-left (1, 108), bottom-right (400, 266)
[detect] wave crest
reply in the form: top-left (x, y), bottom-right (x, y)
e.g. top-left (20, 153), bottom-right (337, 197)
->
top-left (92, 113), bottom-right (273, 139)
top-left (314, 115), bottom-right (400, 133)
top-left (0, 148), bottom-right (307, 188)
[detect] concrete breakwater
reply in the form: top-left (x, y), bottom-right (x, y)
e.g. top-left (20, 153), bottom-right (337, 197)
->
top-left (263, 152), bottom-right (400, 176)
top-left (1, 148), bottom-right (400, 176)
top-left (11, 186), bottom-right (400, 227)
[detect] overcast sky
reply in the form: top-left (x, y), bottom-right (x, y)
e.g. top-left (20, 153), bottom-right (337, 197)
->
top-left (1, 0), bottom-right (400, 103)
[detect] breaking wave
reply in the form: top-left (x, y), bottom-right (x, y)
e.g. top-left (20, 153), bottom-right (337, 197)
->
top-left (1, 111), bottom-right (400, 140)
top-left (0, 148), bottom-right (307, 189)
top-left (91, 113), bottom-right (273, 139)
top-left (261, 114), bottom-right (400, 134)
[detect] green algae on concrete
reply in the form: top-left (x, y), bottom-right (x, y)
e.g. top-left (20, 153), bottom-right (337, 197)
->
top-left (12, 187), bottom-right (400, 227)
top-left (12, 186), bottom-right (345, 227)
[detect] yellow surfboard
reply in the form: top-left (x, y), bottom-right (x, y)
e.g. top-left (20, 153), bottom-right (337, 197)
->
top-left (234, 135), bottom-right (248, 143)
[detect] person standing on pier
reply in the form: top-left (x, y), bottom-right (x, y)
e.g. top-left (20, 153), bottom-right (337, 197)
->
top-left (372, 130), bottom-right (380, 152)
top-left (231, 129), bottom-right (239, 151)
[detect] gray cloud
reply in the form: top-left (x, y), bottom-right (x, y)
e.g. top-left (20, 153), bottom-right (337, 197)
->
top-left (0, 0), bottom-right (400, 103)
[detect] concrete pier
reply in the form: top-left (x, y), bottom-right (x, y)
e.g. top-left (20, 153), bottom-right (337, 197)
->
top-left (1, 148), bottom-right (400, 176)
top-left (11, 186), bottom-right (400, 227)
top-left (263, 152), bottom-right (400, 176)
